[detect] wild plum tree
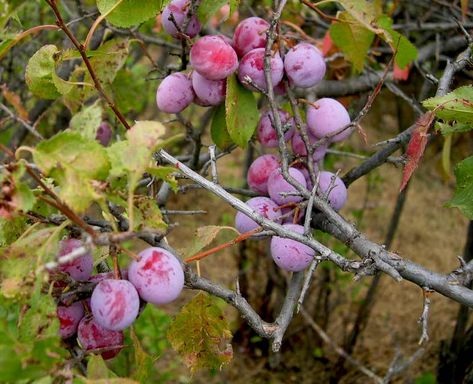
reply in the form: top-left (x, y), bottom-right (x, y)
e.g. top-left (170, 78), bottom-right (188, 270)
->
top-left (0, 0), bottom-right (472, 383)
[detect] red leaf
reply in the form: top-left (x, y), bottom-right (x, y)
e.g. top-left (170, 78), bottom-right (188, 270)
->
top-left (322, 30), bottom-right (333, 56)
top-left (393, 63), bottom-right (410, 81)
top-left (399, 112), bottom-right (435, 191)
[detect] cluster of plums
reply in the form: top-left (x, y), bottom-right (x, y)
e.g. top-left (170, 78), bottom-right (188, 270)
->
top-left (53, 239), bottom-right (184, 359)
top-left (156, 1), bottom-right (352, 273)
top-left (156, 0), bottom-right (328, 112)
top-left (236, 102), bottom-right (350, 272)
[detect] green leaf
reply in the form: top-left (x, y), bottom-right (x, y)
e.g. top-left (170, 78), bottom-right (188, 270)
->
top-left (423, 86), bottom-right (473, 123)
top-left (211, 103), bottom-right (233, 150)
top-left (225, 74), bottom-right (258, 148)
top-left (376, 15), bottom-right (417, 69)
top-left (34, 131), bottom-right (110, 180)
top-left (130, 328), bottom-right (155, 382)
top-left (25, 45), bottom-right (61, 99)
top-left (97, 0), bottom-right (161, 28)
top-left (69, 101), bottom-right (103, 140)
top-left (182, 225), bottom-right (239, 258)
top-left (146, 166), bottom-right (178, 191)
top-left (112, 67), bottom-right (147, 114)
top-left (198, 0), bottom-right (228, 24)
top-left (329, 12), bottom-right (375, 72)
top-left (135, 197), bottom-right (167, 232)
top-left (127, 121), bottom-right (166, 150)
top-left (0, 216), bottom-right (26, 247)
top-left (87, 355), bottom-right (110, 379)
top-left (86, 38), bottom-right (130, 87)
top-left (167, 292), bottom-right (233, 373)
top-left (33, 132), bottom-right (110, 212)
top-left (447, 156), bottom-right (473, 219)
top-left (436, 121), bottom-right (473, 135)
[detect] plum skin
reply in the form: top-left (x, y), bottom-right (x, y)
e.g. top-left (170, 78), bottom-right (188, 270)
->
top-left (235, 196), bottom-right (282, 233)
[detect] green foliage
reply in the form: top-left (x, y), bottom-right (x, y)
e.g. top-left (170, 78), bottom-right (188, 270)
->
top-left (436, 121), bottom-right (473, 135)
top-left (25, 45), bottom-right (62, 99)
top-left (167, 292), bottom-right (233, 373)
top-left (112, 66), bottom-right (148, 115)
top-left (33, 131), bottom-right (110, 212)
top-left (135, 197), bottom-right (167, 232)
top-left (210, 103), bottom-right (233, 150)
top-left (423, 86), bottom-right (473, 124)
top-left (330, 12), bottom-right (375, 72)
top-left (69, 101), bottom-right (103, 140)
top-left (415, 372), bottom-right (436, 384)
top-left (96, 0), bottom-right (162, 28)
top-left (198, 0), bottom-right (228, 24)
top-left (447, 156), bottom-right (473, 219)
top-left (225, 74), bottom-right (259, 148)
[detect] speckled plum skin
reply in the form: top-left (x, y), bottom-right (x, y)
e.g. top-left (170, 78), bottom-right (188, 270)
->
top-left (284, 43), bottom-right (326, 88)
top-left (77, 316), bottom-right (124, 360)
top-left (190, 35), bottom-right (238, 80)
top-left (156, 72), bottom-right (194, 114)
top-left (57, 301), bottom-right (84, 339)
top-left (270, 224), bottom-right (314, 272)
top-left (291, 130), bottom-right (328, 162)
top-left (192, 71), bottom-right (226, 106)
top-left (238, 48), bottom-right (284, 92)
top-left (90, 279), bottom-right (139, 331)
top-left (317, 171), bottom-right (348, 211)
top-left (233, 17), bottom-right (269, 57)
top-left (128, 247), bottom-right (184, 305)
top-left (257, 109), bottom-right (295, 148)
top-left (247, 154), bottom-right (280, 195)
top-left (235, 196), bottom-right (281, 233)
top-left (267, 167), bottom-right (307, 205)
top-left (57, 239), bottom-right (94, 281)
top-left (162, 0), bottom-right (201, 39)
top-left (307, 98), bottom-right (351, 142)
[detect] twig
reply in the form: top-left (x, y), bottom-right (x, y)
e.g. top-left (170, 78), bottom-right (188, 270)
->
top-left (418, 287), bottom-right (433, 345)
top-left (208, 145), bottom-right (219, 184)
top-left (0, 102), bottom-right (44, 140)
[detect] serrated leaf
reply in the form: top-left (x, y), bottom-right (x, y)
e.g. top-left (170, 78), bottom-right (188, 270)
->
top-left (377, 15), bottom-right (417, 69)
top-left (0, 216), bottom-right (27, 247)
top-left (183, 225), bottom-right (239, 258)
top-left (97, 0), bottom-right (161, 28)
top-left (211, 103), bottom-right (233, 150)
top-left (70, 101), bottom-right (103, 140)
top-left (447, 156), bottom-right (473, 219)
top-left (329, 12), bottom-right (375, 72)
top-left (225, 74), bottom-right (258, 148)
top-left (422, 86), bottom-right (473, 123)
top-left (400, 112), bottom-right (435, 191)
top-left (167, 292), bottom-right (233, 373)
top-left (198, 0), bottom-right (228, 24)
top-left (25, 45), bottom-right (61, 99)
